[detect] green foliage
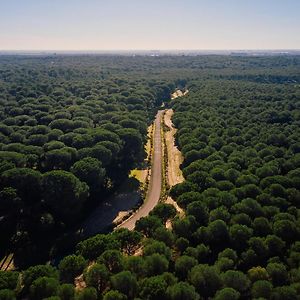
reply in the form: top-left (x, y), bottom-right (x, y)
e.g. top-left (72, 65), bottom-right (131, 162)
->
top-left (0, 289), bottom-right (16, 300)
top-left (247, 266), bottom-right (269, 282)
top-left (84, 263), bottom-right (109, 293)
top-left (70, 157), bottom-right (105, 193)
top-left (189, 265), bottom-right (222, 297)
top-left (75, 287), bottom-right (98, 300)
top-left (186, 201), bottom-right (209, 225)
top-left (0, 55), bottom-right (173, 265)
top-left (175, 237), bottom-right (189, 253)
top-left (145, 254), bottom-right (169, 276)
top-left (152, 226), bottom-right (175, 247)
top-left (57, 284), bottom-right (75, 300)
top-left (0, 167), bottom-right (42, 204)
top-left (139, 276), bottom-right (168, 300)
top-left (1, 54), bottom-right (300, 300)
top-left (166, 281), bottom-right (200, 300)
top-left (103, 290), bottom-right (127, 300)
top-left (135, 216), bottom-right (162, 237)
top-left (205, 219), bottom-right (230, 247)
top-left (266, 262), bottom-right (288, 286)
top-left (42, 170), bottom-right (89, 222)
top-left (143, 241), bottom-right (172, 260)
top-left (124, 256), bottom-right (145, 278)
top-left (213, 288), bottom-right (240, 300)
top-left (76, 233), bottom-right (120, 260)
top-left (149, 203), bottom-right (177, 222)
top-left (221, 270), bottom-right (251, 293)
top-left (271, 285), bottom-right (298, 300)
top-left (23, 265), bottom-right (58, 292)
top-left (173, 216), bottom-right (197, 239)
top-left (29, 276), bottom-right (59, 300)
top-left (112, 229), bottom-right (142, 255)
top-left (0, 271), bottom-right (19, 290)
top-left (229, 224), bottom-right (253, 251)
top-left (97, 250), bottom-right (124, 274)
top-left (251, 280), bottom-right (273, 299)
top-left (174, 255), bottom-right (198, 280)
top-left (58, 255), bottom-right (87, 283)
top-left (111, 271), bottom-right (137, 298)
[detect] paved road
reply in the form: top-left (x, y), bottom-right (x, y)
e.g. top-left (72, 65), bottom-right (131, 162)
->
top-left (119, 110), bottom-right (163, 230)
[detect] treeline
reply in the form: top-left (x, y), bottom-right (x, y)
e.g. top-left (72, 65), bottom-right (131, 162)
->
top-left (0, 56), bottom-right (174, 267)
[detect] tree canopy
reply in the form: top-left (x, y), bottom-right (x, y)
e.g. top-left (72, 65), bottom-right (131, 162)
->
top-left (1, 54), bottom-right (300, 299)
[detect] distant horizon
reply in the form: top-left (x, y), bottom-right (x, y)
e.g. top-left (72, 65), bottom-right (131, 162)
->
top-left (1, 49), bottom-right (300, 52)
top-left (1, 49), bottom-right (300, 57)
top-left (1, 0), bottom-right (299, 51)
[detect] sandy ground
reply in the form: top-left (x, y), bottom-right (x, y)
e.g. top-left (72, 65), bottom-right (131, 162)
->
top-left (113, 210), bottom-right (132, 225)
top-left (75, 274), bottom-right (87, 290)
top-left (0, 253), bottom-right (14, 271)
top-left (164, 109), bottom-right (185, 216)
top-left (164, 109), bottom-right (184, 186)
top-left (171, 89), bottom-right (189, 99)
top-left (130, 169), bottom-right (148, 184)
top-left (164, 88), bottom-right (188, 218)
top-left (146, 124), bottom-right (154, 160)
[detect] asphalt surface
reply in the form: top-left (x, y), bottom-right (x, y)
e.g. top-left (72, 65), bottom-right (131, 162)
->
top-left (119, 110), bottom-right (163, 230)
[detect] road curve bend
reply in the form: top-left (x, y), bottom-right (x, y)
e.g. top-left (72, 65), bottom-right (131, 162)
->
top-left (118, 110), bottom-right (164, 230)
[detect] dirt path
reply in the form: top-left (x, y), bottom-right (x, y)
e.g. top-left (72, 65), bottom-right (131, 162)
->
top-left (118, 110), bottom-right (164, 230)
top-left (164, 109), bottom-right (184, 216)
top-left (164, 109), bottom-right (184, 186)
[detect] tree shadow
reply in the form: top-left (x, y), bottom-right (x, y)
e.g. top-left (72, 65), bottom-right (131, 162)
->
top-left (78, 177), bottom-right (141, 237)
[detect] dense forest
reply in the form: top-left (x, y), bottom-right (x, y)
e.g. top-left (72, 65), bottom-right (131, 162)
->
top-left (0, 54), bottom-right (300, 299)
top-left (0, 55), bottom-right (176, 268)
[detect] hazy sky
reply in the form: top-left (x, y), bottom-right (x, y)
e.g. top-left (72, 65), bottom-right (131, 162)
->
top-left (0, 0), bottom-right (299, 50)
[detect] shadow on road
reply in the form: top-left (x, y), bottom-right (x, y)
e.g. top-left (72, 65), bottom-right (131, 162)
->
top-left (79, 177), bottom-right (141, 237)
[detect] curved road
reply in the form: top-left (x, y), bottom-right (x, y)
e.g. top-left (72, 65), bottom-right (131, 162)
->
top-left (119, 110), bottom-right (164, 230)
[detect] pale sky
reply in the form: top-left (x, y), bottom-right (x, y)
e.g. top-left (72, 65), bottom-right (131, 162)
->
top-left (0, 0), bottom-right (299, 50)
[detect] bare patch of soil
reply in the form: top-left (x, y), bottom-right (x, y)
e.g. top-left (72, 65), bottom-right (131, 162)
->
top-left (0, 254), bottom-right (15, 271)
top-left (164, 109), bottom-right (184, 187)
top-left (171, 89), bottom-right (189, 99)
top-left (164, 108), bottom-right (185, 218)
